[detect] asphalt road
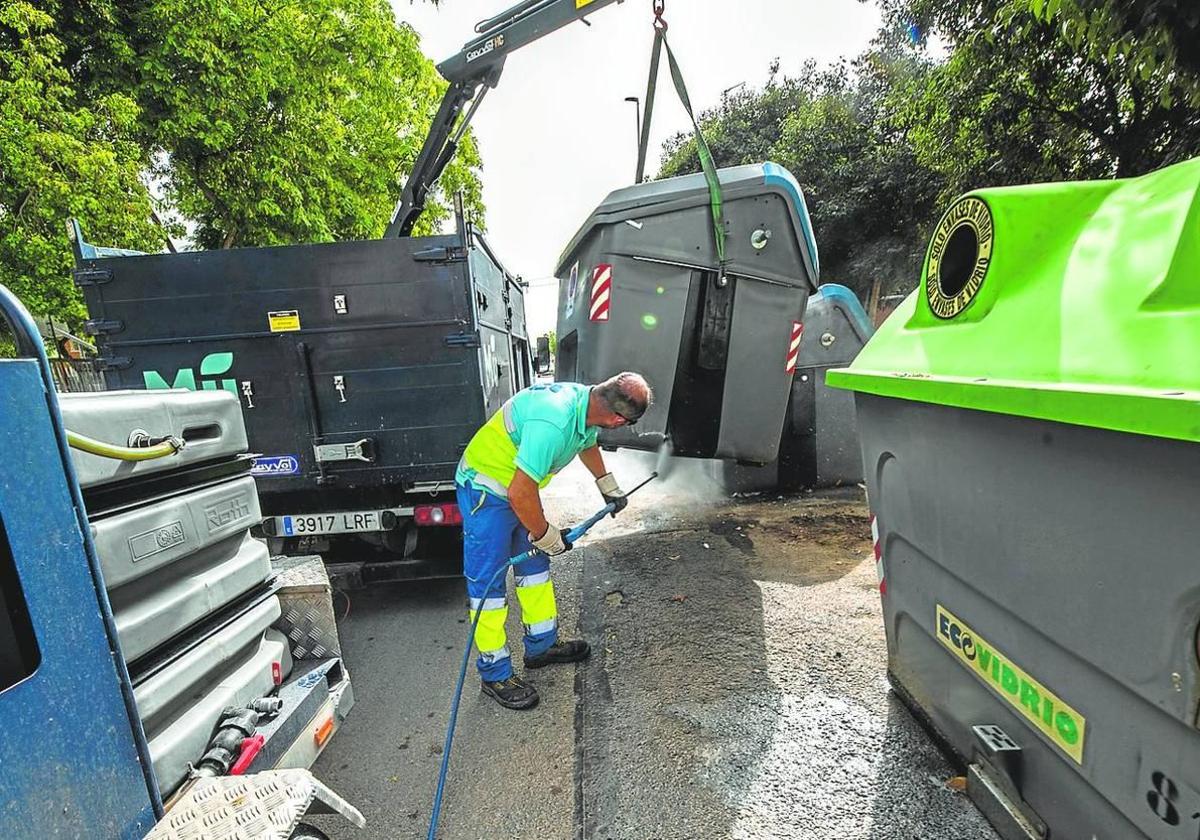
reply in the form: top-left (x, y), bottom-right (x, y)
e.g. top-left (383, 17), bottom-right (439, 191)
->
top-left (311, 458), bottom-right (998, 840)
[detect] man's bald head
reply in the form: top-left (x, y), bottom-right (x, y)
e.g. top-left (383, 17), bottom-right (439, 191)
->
top-left (590, 372), bottom-right (653, 428)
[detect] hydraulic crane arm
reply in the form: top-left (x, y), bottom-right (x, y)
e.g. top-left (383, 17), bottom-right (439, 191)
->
top-left (386, 0), bottom-right (625, 238)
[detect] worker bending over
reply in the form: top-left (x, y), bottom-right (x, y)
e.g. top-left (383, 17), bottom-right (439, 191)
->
top-left (455, 372), bottom-right (652, 709)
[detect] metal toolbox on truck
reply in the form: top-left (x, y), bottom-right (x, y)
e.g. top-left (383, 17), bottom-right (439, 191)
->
top-left (555, 162), bottom-right (819, 463)
top-left (59, 389), bottom-right (248, 489)
top-left (828, 158), bottom-right (1200, 839)
top-left (107, 533), bottom-right (271, 662)
top-left (133, 595), bottom-right (293, 795)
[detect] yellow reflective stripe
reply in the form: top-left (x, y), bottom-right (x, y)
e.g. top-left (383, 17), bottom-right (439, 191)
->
top-left (473, 604), bottom-right (509, 653)
top-left (515, 579), bottom-right (557, 626)
top-left (459, 453), bottom-right (509, 499)
top-left (461, 409), bottom-right (519, 493)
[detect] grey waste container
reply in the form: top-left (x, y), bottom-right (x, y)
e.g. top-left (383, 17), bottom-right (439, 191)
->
top-left (720, 283), bottom-right (873, 492)
top-left (555, 162), bottom-right (819, 463)
top-left (828, 158), bottom-right (1200, 839)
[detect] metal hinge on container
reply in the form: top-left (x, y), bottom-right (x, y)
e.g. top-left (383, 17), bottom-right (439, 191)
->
top-left (95, 355), bottom-right (132, 371)
top-left (314, 438), bottom-right (375, 464)
top-left (413, 245), bottom-right (467, 263)
top-left (444, 332), bottom-right (481, 348)
top-left (72, 267), bottom-right (113, 286)
top-left (84, 318), bottom-right (124, 336)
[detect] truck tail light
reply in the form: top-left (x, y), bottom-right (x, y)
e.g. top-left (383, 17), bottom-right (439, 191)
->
top-left (415, 503), bottom-right (462, 527)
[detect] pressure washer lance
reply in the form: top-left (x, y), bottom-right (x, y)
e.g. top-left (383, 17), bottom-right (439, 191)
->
top-left (427, 471), bottom-right (659, 840)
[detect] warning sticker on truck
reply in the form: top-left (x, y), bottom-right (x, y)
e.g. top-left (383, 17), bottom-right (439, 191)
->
top-left (268, 310), bottom-right (301, 332)
top-left (936, 604), bottom-right (1086, 764)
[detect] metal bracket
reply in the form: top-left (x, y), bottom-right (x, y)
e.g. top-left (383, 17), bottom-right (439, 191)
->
top-left (973, 724), bottom-right (1024, 793)
top-left (314, 438), bottom-right (375, 464)
top-left (333, 375), bottom-right (347, 403)
top-left (95, 355), bottom-right (132, 371)
top-left (408, 479), bottom-right (457, 496)
top-left (444, 332), bottom-right (481, 348)
top-left (84, 318), bottom-right (124, 335)
top-left (72, 267), bottom-right (113, 286)
top-left (413, 245), bottom-right (467, 263)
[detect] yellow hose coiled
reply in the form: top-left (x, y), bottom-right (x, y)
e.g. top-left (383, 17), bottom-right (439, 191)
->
top-left (66, 430), bottom-right (183, 462)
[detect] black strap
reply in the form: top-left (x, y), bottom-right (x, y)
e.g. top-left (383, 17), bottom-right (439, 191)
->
top-left (634, 9), bottom-right (727, 269)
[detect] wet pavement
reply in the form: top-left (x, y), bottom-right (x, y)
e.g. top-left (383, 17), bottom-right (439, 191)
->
top-left (312, 458), bottom-right (998, 839)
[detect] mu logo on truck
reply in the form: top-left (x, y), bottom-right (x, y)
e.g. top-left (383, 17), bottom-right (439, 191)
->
top-left (144, 352), bottom-right (237, 395)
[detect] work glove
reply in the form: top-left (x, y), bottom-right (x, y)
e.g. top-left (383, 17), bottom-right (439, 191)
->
top-left (596, 473), bottom-right (627, 517)
top-left (532, 524), bottom-right (573, 556)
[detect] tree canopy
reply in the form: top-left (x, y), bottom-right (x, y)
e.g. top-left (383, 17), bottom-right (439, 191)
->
top-left (1, 0), bottom-right (481, 324)
top-left (660, 2), bottom-right (1200, 309)
top-left (1, 1), bottom-right (164, 322)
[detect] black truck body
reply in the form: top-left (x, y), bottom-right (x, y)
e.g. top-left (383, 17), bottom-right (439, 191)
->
top-left (73, 214), bottom-right (531, 581)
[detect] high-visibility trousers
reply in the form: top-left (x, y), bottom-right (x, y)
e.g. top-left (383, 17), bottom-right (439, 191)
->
top-left (457, 482), bottom-right (559, 682)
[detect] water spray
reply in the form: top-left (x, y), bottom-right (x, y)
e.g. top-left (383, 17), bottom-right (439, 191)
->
top-left (654, 432), bottom-right (676, 481)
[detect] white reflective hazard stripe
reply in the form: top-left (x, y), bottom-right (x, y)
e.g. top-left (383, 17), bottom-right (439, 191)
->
top-left (525, 618), bottom-right (557, 636)
top-left (469, 596), bottom-right (508, 611)
top-left (785, 321), bottom-right (804, 373)
top-left (479, 646), bottom-right (511, 663)
top-left (459, 456), bottom-right (509, 500)
top-left (515, 571), bottom-right (551, 588)
top-left (589, 287), bottom-right (611, 319)
top-left (871, 514), bottom-right (885, 584)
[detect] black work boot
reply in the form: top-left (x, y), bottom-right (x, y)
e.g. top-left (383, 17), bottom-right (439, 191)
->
top-left (524, 639), bottom-right (591, 669)
top-left (481, 675), bottom-right (540, 710)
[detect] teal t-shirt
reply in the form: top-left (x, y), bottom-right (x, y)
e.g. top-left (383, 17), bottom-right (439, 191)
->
top-left (456, 382), bottom-right (599, 495)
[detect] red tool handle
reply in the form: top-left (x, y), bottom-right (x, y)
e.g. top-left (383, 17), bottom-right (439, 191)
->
top-left (230, 734), bottom-right (266, 775)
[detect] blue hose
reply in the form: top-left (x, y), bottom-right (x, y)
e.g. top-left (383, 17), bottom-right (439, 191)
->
top-left (427, 473), bottom-right (656, 840)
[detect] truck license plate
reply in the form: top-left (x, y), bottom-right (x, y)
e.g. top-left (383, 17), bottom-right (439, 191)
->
top-left (276, 511), bottom-right (382, 536)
